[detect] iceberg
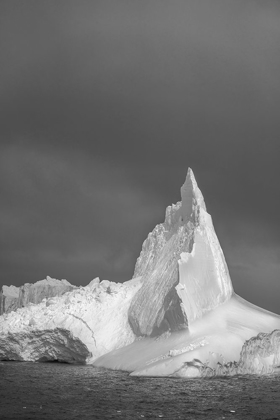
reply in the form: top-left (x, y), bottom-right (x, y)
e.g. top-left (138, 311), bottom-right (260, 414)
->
top-left (0, 168), bottom-right (279, 376)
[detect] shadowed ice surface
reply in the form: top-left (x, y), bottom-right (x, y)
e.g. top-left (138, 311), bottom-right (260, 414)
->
top-left (1, 362), bottom-right (280, 419)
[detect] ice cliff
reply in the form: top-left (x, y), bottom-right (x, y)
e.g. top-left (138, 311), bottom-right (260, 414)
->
top-left (0, 276), bottom-right (75, 315)
top-left (0, 285), bottom-right (19, 315)
top-left (0, 168), bottom-right (280, 376)
top-left (0, 278), bottom-right (141, 363)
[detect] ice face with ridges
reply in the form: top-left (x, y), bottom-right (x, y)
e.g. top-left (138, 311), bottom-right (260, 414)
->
top-left (0, 285), bottom-right (20, 315)
top-left (129, 224), bottom-right (191, 336)
top-left (133, 224), bottom-right (167, 279)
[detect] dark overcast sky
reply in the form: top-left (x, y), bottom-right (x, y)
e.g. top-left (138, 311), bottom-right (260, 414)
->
top-left (0, 0), bottom-right (280, 313)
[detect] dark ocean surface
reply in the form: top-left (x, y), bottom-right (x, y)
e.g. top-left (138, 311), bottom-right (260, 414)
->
top-left (0, 362), bottom-right (280, 420)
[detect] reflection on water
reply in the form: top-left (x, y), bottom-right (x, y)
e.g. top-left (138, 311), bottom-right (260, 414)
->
top-left (0, 362), bottom-right (280, 419)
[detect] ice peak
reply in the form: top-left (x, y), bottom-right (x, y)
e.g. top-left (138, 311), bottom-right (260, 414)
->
top-left (180, 168), bottom-right (206, 224)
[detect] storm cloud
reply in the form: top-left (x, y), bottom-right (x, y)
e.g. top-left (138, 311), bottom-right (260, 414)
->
top-left (0, 0), bottom-right (280, 313)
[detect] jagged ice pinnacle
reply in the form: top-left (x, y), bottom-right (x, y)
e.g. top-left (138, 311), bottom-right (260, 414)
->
top-left (128, 168), bottom-right (233, 336)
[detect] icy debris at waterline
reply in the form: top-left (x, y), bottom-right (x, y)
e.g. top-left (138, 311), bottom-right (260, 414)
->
top-left (1, 168), bottom-right (280, 377)
top-left (173, 329), bottom-right (280, 377)
top-left (0, 276), bottom-right (75, 315)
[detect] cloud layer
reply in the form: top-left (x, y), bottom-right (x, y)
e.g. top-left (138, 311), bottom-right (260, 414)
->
top-left (0, 0), bottom-right (279, 313)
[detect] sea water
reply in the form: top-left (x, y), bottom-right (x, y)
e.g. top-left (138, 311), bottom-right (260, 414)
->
top-left (0, 362), bottom-right (280, 419)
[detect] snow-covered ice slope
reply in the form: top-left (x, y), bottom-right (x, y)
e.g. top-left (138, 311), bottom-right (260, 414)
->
top-left (94, 295), bottom-right (280, 376)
